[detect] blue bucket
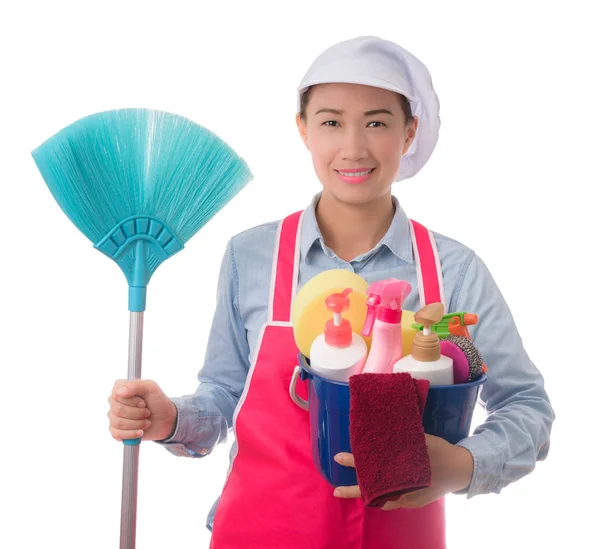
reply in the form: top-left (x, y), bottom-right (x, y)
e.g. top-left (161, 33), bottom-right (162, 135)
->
top-left (289, 353), bottom-right (487, 487)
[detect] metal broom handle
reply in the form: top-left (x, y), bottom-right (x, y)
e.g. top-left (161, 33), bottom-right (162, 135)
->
top-left (120, 311), bottom-right (144, 549)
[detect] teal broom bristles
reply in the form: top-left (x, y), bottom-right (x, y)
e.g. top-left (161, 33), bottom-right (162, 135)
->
top-left (32, 109), bottom-right (253, 549)
top-left (32, 108), bottom-right (253, 311)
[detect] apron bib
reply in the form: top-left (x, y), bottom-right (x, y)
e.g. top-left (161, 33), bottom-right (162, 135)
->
top-left (210, 211), bottom-right (447, 548)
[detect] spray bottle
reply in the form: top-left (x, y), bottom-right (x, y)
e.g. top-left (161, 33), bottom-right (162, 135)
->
top-left (360, 279), bottom-right (412, 374)
top-left (309, 288), bottom-right (368, 382)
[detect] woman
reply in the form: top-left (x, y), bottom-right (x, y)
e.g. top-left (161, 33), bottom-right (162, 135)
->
top-left (107, 36), bottom-right (554, 548)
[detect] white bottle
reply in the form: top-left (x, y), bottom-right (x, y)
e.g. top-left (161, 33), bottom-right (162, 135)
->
top-left (309, 288), bottom-right (368, 382)
top-left (393, 303), bottom-right (454, 385)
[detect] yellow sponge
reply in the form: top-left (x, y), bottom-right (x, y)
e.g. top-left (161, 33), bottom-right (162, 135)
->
top-left (292, 269), bottom-right (371, 358)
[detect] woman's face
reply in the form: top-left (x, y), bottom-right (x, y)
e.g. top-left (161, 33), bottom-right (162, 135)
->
top-left (296, 83), bottom-right (418, 206)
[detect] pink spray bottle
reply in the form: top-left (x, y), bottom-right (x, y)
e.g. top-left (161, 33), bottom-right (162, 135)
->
top-left (361, 279), bottom-right (412, 374)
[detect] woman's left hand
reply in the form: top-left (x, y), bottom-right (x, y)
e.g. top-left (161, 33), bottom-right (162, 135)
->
top-left (333, 434), bottom-right (474, 510)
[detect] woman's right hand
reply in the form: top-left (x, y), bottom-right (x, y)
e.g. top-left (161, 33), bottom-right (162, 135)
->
top-left (108, 379), bottom-right (177, 442)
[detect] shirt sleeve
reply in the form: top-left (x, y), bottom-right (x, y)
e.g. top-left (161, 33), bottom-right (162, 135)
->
top-left (451, 251), bottom-right (555, 497)
top-left (155, 238), bottom-right (251, 458)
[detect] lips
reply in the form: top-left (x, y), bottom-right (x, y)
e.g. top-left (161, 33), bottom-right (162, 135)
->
top-left (336, 168), bottom-right (375, 176)
top-left (335, 168), bottom-right (376, 184)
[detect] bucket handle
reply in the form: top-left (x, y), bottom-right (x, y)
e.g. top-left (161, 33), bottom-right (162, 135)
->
top-left (289, 366), bottom-right (309, 411)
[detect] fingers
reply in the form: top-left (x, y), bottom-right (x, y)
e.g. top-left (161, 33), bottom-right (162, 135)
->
top-left (332, 454), bottom-right (360, 497)
top-left (333, 484), bottom-right (361, 499)
top-left (114, 379), bottom-right (136, 398)
top-left (381, 490), bottom-right (429, 510)
top-left (108, 410), bottom-right (151, 431)
top-left (107, 394), bottom-right (146, 413)
top-left (107, 407), bottom-right (152, 439)
top-left (334, 453), bottom-right (355, 468)
top-left (386, 496), bottom-right (421, 510)
top-left (112, 380), bottom-right (148, 405)
top-left (107, 397), bottom-right (151, 421)
top-left (108, 380), bottom-right (152, 441)
top-left (382, 497), bottom-right (406, 511)
top-left (109, 425), bottom-right (145, 441)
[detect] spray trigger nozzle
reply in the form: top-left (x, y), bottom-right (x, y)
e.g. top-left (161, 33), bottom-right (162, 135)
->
top-left (361, 279), bottom-right (412, 336)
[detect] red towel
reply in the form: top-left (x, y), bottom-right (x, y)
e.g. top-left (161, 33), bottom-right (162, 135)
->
top-left (349, 373), bottom-right (431, 508)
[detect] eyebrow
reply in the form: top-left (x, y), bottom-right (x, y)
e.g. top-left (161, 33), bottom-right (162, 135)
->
top-left (314, 108), bottom-right (394, 116)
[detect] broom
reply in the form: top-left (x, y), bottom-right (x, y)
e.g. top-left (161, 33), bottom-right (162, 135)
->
top-left (31, 108), bottom-right (253, 549)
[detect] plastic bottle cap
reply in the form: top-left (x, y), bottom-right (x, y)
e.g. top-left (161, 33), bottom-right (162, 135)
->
top-left (325, 289), bottom-right (353, 348)
top-left (413, 303), bottom-right (445, 361)
top-left (326, 288), bottom-right (352, 318)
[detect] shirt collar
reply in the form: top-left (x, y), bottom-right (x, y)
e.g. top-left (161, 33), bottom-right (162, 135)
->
top-left (300, 192), bottom-right (414, 264)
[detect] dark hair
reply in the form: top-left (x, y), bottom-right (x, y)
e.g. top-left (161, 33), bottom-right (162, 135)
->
top-left (299, 85), bottom-right (414, 124)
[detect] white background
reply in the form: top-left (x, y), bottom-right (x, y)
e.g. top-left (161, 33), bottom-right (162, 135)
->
top-left (1, 1), bottom-right (598, 547)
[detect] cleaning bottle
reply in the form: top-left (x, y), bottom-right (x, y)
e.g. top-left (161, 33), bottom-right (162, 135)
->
top-left (393, 302), bottom-right (454, 385)
top-left (360, 279), bottom-right (412, 374)
top-left (309, 288), bottom-right (368, 382)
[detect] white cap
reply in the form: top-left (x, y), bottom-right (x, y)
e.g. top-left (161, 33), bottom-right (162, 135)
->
top-left (297, 36), bottom-right (440, 181)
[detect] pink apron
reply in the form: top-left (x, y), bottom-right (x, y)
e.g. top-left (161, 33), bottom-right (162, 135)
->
top-left (210, 212), bottom-right (447, 548)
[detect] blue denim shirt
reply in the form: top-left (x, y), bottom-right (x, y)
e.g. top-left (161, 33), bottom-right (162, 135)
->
top-left (156, 193), bottom-right (555, 531)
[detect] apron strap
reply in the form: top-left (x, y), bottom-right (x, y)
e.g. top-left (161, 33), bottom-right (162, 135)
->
top-left (268, 211), bottom-right (303, 323)
top-left (268, 212), bottom-right (445, 322)
top-left (409, 220), bottom-right (447, 312)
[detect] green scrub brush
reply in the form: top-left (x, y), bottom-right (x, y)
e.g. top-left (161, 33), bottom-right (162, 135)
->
top-left (31, 108), bottom-right (253, 549)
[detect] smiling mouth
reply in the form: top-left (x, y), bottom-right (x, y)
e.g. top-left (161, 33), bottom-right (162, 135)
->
top-left (335, 168), bottom-right (375, 177)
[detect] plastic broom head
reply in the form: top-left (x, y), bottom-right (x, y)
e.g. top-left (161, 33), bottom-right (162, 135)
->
top-left (32, 108), bottom-right (253, 310)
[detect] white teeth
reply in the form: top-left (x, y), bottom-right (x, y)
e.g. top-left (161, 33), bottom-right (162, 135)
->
top-left (338, 169), bottom-right (373, 177)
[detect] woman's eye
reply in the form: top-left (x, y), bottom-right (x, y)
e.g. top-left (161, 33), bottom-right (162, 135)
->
top-left (321, 120), bottom-right (385, 127)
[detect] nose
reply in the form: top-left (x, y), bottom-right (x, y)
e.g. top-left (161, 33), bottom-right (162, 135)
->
top-left (341, 127), bottom-right (369, 162)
